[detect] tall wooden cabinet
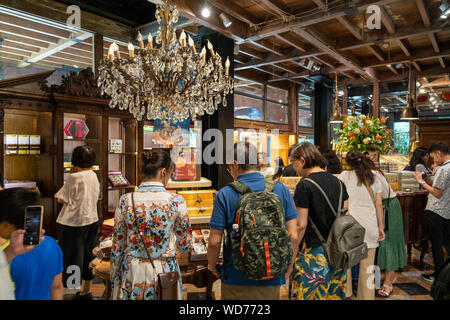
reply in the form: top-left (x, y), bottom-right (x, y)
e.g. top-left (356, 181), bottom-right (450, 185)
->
top-left (0, 69), bottom-right (138, 237)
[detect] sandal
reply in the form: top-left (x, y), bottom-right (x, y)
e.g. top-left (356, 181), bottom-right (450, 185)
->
top-left (376, 284), bottom-right (394, 298)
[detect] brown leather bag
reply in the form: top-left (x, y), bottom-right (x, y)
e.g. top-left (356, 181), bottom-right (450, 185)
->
top-left (131, 193), bottom-right (180, 300)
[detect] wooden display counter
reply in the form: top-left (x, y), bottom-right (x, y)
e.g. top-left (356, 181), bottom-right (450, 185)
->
top-left (396, 190), bottom-right (429, 266)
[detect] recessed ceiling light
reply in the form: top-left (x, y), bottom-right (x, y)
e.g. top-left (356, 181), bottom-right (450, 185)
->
top-left (202, 7), bottom-right (210, 18)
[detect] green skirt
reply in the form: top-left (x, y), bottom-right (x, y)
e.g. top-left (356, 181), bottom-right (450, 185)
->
top-left (376, 197), bottom-right (407, 272)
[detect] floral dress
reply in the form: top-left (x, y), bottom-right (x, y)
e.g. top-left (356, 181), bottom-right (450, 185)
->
top-left (110, 182), bottom-right (192, 300)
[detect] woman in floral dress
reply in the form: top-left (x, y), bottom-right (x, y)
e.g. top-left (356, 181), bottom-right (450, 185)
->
top-left (110, 150), bottom-right (192, 300)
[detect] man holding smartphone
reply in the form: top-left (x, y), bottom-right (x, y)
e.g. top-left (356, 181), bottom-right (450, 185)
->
top-left (415, 142), bottom-right (450, 283)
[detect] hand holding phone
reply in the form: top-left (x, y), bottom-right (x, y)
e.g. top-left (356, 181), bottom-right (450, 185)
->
top-left (23, 206), bottom-right (44, 245)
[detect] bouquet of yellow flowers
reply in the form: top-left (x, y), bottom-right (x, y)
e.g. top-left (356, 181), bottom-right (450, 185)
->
top-left (333, 115), bottom-right (393, 154)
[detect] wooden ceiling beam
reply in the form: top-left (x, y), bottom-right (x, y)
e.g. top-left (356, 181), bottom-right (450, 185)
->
top-left (235, 49), bottom-right (321, 70)
top-left (275, 33), bottom-right (307, 52)
top-left (259, 0), bottom-right (291, 20)
top-left (397, 39), bottom-right (412, 57)
top-left (174, 0), bottom-right (247, 41)
top-left (347, 45), bottom-right (450, 69)
top-left (413, 61), bottom-right (422, 72)
top-left (208, 0), bottom-right (259, 25)
top-left (380, 6), bottom-right (396, 34)
top-left (337, 17), bottom-right (363, 41)
top-left (267, 70), bottom-right (311, 82)
top-left (239, 46), bottom-right (267, 60)
top-left (429, 32), bottom-right (440, 53)
top-left (387, 64), bottom-right (399, 75)
top-left (416, 0), bottom-right (431, 28)
top-left (249, 39), bottom-right (284, 56)
top-left (311, 0), bottom-right (328, 11)
top-left (342, 65), bottom-right (450, 85)
top-left (246, 0), bottom-right (402, 41)
top-left (439, 57), bottom-right (446, 69)
top-left (368, 45), bottom-right (386, 61)
top-left (293, 27), bottom-right (378, 81)
top-left (338, 25), bottom-right (444, 51)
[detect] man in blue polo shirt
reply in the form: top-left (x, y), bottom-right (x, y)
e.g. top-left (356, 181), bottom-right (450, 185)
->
top-left (207, 141), bottom-right (299, 300)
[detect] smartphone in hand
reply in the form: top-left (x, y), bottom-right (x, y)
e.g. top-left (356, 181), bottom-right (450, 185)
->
top-left (23, 205), bottom-right (44, 245)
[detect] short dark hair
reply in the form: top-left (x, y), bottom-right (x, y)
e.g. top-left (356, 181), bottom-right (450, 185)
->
top-left (234, 141), bottom-right (258, 171)
top-left (288, 143), bottom-right (299, 158)
top-left (0, 188), bottom-right (40, 229)
top-left (72, 145), bottom-right (96, 168)
top-left (428, 142), bottom-right (449, 155)
top-left (322, 149), bottom-right (343, 174)
top-left (142, 149), bottom-right (174, 179)
top-left (289, 142), bottom-right (325, 169)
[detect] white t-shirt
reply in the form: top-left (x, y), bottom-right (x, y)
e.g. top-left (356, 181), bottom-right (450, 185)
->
top-left (55, 170), bottom-right (100, 227)
top-left (338, 170), bottom-right (383, 248)
top-left (0, 251), bottom-right (14, 300)
top-left (374, 171), bottom-right (396, 199)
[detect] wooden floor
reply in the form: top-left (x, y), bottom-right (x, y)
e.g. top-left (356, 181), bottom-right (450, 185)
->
top-left (76, 247), bottom-right (436, 301)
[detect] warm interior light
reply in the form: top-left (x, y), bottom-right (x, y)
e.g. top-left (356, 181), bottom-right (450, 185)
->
top-left (202, 7), bottom-right (210, 18)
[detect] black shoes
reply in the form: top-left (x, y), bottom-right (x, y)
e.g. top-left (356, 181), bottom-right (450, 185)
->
top-left (72, 292), bottom-right (94, 300)
top-left (420, 273), bottom-right (435, 283)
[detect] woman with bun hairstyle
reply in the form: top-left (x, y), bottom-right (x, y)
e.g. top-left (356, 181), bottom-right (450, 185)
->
top-left (338, 151), bottom-right (385, 300)
top-left (110, 149), bottom-right (192, 300)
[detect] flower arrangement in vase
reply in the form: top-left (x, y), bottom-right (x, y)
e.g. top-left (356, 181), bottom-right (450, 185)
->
top-left (333, 115), bottom-right (393, 155)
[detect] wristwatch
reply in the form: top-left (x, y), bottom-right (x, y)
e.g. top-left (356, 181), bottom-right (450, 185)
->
top-left (420, 181), bottom-right (426, 186)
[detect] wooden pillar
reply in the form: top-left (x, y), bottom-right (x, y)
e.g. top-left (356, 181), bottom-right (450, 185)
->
top-left (373, 81), bottom-right (380, 118)
top-left (93, 33), bottom-right (103, 77)
top-left (409, 69), bottom-right (417, 145)
top-left (314, 81), bottom-right (333, 152)
top-left (289, 82), bottom-right (298, 134)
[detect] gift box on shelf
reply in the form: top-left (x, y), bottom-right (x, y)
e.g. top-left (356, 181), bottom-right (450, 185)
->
top-left (102, 218), bottom-right (115, 240)
top-left (18, 135), bottom-right (30, 155)
top-left (187, 207), bottom-right (213, 217)
top-left (178, 189), bottom-right (217, 207)
top-left (29, 135), bottom-right (41, 155)
top-left (108, 171), bottom-right (130, 188)
top-left (108, 139), bottom-right (123, 153)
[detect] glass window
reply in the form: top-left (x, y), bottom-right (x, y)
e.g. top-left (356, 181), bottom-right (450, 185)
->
top-left (267, 86), bottom-right (288, 104)
top-left (235, 83), bottom-right (264, 97)
top-left (266, 102), bottom-right (288, 124)
top-left (298, 134), bottom-right (314, 144)
top-left (234, 94), bottom-right (264, 121)
top-left (298, 109), bottom-right (312, 127)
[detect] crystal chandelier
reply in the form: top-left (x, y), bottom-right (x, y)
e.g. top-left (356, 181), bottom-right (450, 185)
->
top-left (97, 0), bottom-right (234, 123)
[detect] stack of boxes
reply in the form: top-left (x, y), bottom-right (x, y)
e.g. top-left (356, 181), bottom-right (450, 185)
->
top-left (4, 134), bottom-right (41, 154)
top-left (395, 171), bottom-right (420, 192)
top-left (177, 190), bottom-right (217, 218)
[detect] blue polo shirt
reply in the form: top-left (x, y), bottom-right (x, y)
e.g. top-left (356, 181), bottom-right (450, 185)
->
top-left (209, 172), bottom-right (298, 286)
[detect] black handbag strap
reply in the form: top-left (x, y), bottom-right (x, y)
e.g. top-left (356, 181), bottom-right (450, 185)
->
top-left (131, 192), bottom-right (156, 269)
top-left (302, 178), bottom-right (343, 245)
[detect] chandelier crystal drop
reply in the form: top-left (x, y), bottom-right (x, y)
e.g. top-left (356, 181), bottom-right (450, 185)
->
top-left (97, 0), bottom-right (234, 123)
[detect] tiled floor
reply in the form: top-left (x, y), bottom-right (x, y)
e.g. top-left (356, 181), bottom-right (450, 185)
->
top-left (77, 246), bottom-right (439, 300)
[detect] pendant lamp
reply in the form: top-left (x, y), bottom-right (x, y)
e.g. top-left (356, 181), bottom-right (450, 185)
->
top-left (330, 73), bottom-right (345, 123)
top-left (400, 63), bottom-right (419, 120)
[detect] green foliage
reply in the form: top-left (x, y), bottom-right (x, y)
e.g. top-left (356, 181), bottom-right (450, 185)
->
top-left (332, 115), bottom-right (393, 154)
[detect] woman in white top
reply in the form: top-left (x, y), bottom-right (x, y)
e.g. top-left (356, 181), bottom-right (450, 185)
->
top-left (338, 151), bottom-right (385, 300)
top-left (55, 145), bottom-right (100, 298)
top-left (110, 150), bottom-right (192, 300)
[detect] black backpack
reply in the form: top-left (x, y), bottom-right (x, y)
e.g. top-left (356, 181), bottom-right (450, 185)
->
top-left (431, 258), bottom-right (450, 300)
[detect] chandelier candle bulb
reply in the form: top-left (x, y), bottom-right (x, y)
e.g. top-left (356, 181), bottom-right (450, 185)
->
top-left (188, 35), bottom-right (196, 54)
top-left (128, 43), bottom-right (135, 58)
top-left (113, 42), bottom-right (120, 59)
top-left (200, 46), bottom-right (206, 62)
top-left (180, 30), bottom-right (186, 47)
top-left (225, 57), bottom-right (230, 76)
top-left (137, 31), bottom-right (145, 49)
top-left (147, 34), bottom-right (153, 49)
top-left (207, 40), bottom-right (215, 56)
top-left (107, 43), bottom-right (115, 62)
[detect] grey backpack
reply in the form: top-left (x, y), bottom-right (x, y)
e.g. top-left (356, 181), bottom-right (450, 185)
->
top-left (303, 178), bottom-right (368, 270)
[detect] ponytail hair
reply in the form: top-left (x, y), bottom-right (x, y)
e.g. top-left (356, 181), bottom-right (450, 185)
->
top-left (142, 149), bottom-right (174, 179)
top-left (346, 150), bottom-right (375, 186)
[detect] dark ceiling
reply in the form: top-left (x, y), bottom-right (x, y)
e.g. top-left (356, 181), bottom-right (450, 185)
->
top-left (54, 0), bottom-right (156, 27)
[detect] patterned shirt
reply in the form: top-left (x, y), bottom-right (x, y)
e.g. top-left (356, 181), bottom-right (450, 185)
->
top-left (426, 160), bottom-right (450, 219)
top-left (110, 182), bottom-right (192, 283)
